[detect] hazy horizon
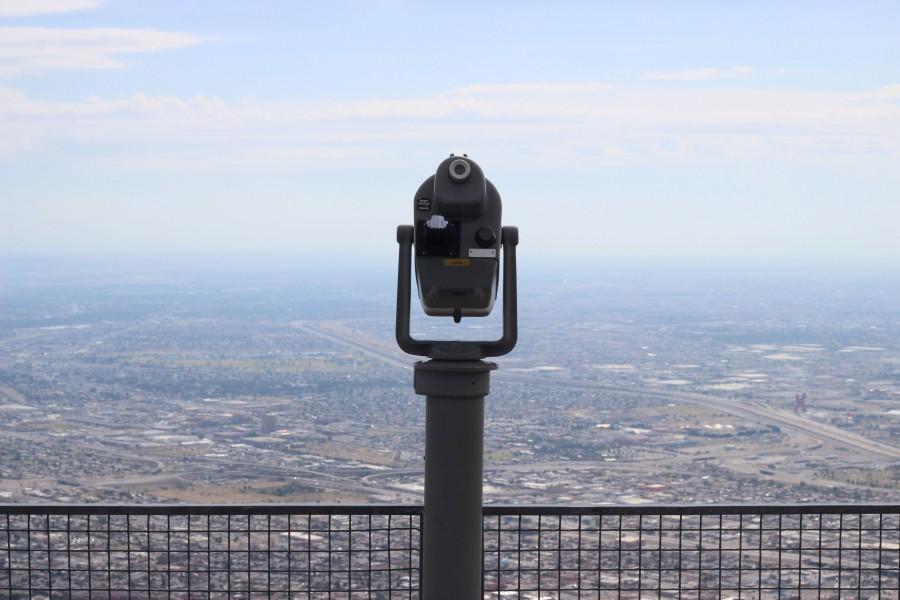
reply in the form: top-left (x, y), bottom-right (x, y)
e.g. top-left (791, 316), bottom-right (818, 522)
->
top-left (4, 250), bottom-right (900, 282)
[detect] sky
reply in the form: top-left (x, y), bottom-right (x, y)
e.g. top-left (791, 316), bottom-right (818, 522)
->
top-left (1, 0), bottom-right (899, 269)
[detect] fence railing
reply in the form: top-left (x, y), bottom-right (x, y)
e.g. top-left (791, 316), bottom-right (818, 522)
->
top-left (2, 503), bottom-right (898, 599)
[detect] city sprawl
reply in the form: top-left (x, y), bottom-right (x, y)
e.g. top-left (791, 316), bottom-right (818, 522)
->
top-left (1, 264), bottom-right (899, 505)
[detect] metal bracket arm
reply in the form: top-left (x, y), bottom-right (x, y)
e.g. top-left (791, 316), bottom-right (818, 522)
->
top-left (395, 224), bottom-right (518, 360)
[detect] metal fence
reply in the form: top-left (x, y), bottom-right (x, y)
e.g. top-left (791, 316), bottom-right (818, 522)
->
top-left (483, 505), bottom-right (900, 600)
top-left (0, 505), bottom-right (420, 599)
top-left (2, 503), bottom-right (898, 599)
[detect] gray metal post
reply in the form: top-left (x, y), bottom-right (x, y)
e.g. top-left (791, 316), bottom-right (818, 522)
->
top-left (415, 359), bottom-right (496, 600)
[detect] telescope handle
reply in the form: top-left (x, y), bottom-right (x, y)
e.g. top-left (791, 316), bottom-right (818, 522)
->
top-left (395, 225), bottom-right (518, 360)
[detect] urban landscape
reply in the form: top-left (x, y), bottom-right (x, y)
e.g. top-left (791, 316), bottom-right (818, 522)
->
top-left (2, 263), bottom-right (898, 507)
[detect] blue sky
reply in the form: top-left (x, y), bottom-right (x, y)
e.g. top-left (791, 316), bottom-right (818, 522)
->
top-left (1, 0), bottom-right (899, 267)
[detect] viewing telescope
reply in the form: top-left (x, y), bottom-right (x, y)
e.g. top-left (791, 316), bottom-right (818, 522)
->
top-left (396, 154), bottom-right (518, 361)
top-left (394, 154), bottom-right (519, 599)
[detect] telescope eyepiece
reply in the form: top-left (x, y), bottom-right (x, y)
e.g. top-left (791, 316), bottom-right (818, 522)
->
top-left (448, 158), bottom-right (471, 183)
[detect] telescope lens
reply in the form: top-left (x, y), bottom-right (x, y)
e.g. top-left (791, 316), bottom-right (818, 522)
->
top-left (448, 158), bottom-right (471, 183)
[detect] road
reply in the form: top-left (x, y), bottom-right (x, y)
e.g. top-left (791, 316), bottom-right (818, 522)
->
top-left (295, 320), bottom-right (900, 461)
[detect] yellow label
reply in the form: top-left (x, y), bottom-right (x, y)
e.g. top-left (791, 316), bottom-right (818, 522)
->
top-left (443, 258), bottom-right (471, 267)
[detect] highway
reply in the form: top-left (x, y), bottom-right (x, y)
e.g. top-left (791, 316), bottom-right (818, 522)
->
top-left (296, 320), bottom-right (900, 461)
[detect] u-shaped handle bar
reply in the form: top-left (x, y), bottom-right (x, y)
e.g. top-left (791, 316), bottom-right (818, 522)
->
top-left (395, 224), bottom-right (518, 360)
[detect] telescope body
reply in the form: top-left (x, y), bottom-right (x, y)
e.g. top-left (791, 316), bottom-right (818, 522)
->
top-left (413, 156), bottom-right (502, 319)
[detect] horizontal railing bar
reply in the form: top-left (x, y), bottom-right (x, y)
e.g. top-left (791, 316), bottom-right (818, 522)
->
top-left (0, 503), bottom-right (898, 515)
top-left (0, 503), bottom-right (424, 515)
top-left (484, 503), bottom-right (900, 515)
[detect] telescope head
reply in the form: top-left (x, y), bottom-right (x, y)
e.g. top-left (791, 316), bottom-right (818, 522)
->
top-left (413, 155), bottom-right (502, 322)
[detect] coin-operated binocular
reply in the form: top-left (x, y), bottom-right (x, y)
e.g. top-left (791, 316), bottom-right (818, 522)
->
top-left (396, 155), bottom-right (518, 360)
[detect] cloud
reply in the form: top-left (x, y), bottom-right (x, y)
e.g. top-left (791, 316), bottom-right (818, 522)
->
top-left (2, 81), bottom-right (900, 168)
top-left (0, 0), bottom-right (102, 17)
top-left (642, 66), bottom-right (754, 82)
top-left (0, 26), bottom-right (203, 77)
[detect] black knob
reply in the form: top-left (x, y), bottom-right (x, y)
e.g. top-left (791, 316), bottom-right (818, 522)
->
top-left (475, 226), bottom-right (496, 248)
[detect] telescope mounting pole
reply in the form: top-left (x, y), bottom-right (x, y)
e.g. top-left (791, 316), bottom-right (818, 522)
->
top-left (416, 359), bottom-right (494, 600)
top-left (396, 222), bottom-right (518, 600)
